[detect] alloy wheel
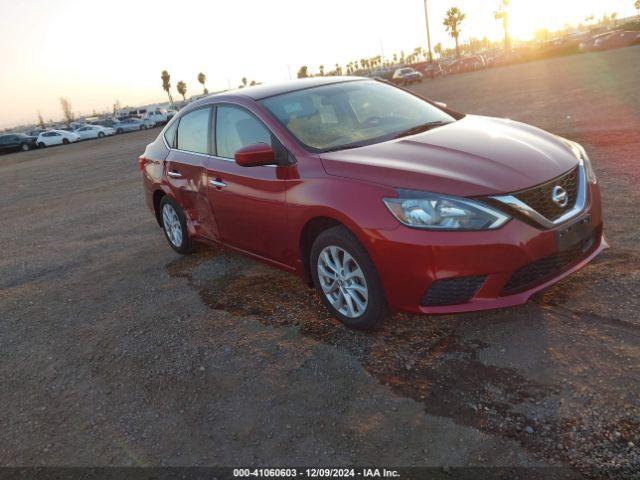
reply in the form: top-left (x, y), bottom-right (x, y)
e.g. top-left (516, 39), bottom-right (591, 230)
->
top-left (162, 203), bottom-right (183, 247)
top-left (317, 245), bottom-right (368, 318)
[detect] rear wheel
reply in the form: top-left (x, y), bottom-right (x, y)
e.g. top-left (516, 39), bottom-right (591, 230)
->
top-left (21, 143), bottom-right (30, 151)
top-left (159, 196), bottom-right (193, 254)
top-left (62, 138), bottom-right (69, 145)
top-left (38, 142), bottom-right (45, 148)
top-left (310, 226), bottom-right (387, 330)
top-left (116, 128), bottom-right (123, 134)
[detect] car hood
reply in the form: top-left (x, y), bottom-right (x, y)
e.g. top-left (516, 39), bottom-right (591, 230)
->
top-left (319, 115), bottom-right (579, 196)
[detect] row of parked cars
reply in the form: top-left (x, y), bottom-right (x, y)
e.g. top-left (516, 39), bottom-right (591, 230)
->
top-left (0, 108), bottom-right (177, 154)
top-left (380, 26), bottom-right (640, 83)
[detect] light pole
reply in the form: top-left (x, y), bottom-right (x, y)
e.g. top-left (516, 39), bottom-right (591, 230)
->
top-left (423, 0), bottom-right (433, 64)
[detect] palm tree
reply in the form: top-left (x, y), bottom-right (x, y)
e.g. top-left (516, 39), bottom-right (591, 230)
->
top-left (434, 42), bottom-right (443, 59)
top-left (443, 7), bottom-right (466, 58)
top-left (494, 0), bottom-right (510, 50)
top-left (161, 70), bottom-right (173, 105)
top-left (636, 0), bottom-right (640, 18)
top-left (197, 72), bottom-right (208, 94)
top-left (176, 81), bottom-right (187, 102)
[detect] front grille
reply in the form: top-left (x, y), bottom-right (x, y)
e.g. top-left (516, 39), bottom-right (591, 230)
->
top-left (513, 166), bottom-right (579, 221)
top-left (502, 233), bottom-right (596, 295)
top-left (421, 275), bottom-right (486, 307)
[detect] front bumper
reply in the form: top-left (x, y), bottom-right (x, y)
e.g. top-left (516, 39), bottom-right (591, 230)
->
top-left (365, 182), bottom-right (605, 314)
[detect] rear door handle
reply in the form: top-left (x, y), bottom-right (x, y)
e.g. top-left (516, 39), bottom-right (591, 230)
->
top-left (210, 179), bottom-right (227, 189)
top-left (167, 170), bottom-right (182, 178)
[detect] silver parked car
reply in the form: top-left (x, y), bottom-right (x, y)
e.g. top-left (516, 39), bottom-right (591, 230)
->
top-left (114, 118), bottom-right (155, 133)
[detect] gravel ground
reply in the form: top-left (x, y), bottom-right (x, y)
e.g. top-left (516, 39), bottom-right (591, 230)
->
top-left (1, 47), bottom-right (639, 477)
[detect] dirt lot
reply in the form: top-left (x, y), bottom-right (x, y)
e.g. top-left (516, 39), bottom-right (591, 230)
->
top-left (1, 47), bottom-right (639, 477)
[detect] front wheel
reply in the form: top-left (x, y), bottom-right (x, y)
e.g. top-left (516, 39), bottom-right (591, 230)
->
top-left (311, 226), bottom-right (387, 330)
top-left (159, 196), bottom-right (193, 254)
top-left (21, 143), bottom-right (30, 151)
top-left (38, 142), bottom-right (45, 148)
top-left (62, 138), bottom-right (69, 145)
top-left (98, 132), bottom-right (105, 138)
top-left (116, 128), bottom-right (123, 134)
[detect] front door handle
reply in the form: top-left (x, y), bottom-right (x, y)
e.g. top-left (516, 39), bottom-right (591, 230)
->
top-left (167, 170), bottom-right (182, 179)
top-left (210, 179), bottom-right (227, 189)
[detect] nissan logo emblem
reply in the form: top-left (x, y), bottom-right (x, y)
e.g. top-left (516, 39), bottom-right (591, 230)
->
top-left (551, 185), bottom-right (568, 208)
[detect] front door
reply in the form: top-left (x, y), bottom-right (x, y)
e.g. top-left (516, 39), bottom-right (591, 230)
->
top-left (204, 104), bottom-right (291, 264)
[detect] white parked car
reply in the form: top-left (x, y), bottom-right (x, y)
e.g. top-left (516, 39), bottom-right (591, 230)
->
top-left (74, 125), bottom-right (116, 140)
top-left (37, 130), bottom-right (81, 147)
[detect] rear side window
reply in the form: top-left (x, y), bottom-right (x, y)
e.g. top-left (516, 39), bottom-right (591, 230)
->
top-left (176, 108), bottom-right (210, 154)
top-left (215, 106), bottom-right (271, 159)
top-left (164, 120), bottom-right (178, 147)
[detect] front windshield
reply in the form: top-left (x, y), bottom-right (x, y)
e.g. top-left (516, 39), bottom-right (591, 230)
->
top-left (260, 80), bottom-right (455, 152)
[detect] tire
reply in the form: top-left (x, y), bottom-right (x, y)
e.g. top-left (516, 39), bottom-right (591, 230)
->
top-left (21, 143), bottom-right (30, 151)
top-left (62, 138), bottom-right (69, 145)
top-left (98, 132), bottom-right (105, 138)
top-left (310, 225), bottom-right (387, 330)
top-left (140, 125), bottom-right (146, 131)
top-left (38, 142), bottom-right (45, 148)
top-left (159, 196), bottom-right (193, 254)
top-left (116, 128), bottom-right (123, 134)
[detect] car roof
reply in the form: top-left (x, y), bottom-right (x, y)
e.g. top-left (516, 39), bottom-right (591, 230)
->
top-left (189, 76), bottom-right (366, 107)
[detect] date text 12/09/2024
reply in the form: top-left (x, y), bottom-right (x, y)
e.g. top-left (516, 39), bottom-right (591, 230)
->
top-left (233, 468), bottom-right (400, 478)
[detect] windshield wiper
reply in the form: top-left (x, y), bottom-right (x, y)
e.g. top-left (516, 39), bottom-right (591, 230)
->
top-left (322, 143), bottom-right (368, 153)
top-left (393, 121), bottom-right (451, 139)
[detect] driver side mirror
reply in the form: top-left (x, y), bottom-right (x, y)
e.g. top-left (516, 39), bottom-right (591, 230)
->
top-left (434, 101), bottom-right (447, 109)
top-left (234, 143), bottom-right (275, 167)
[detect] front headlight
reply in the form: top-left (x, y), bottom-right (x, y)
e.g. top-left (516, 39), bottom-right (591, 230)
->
top-left (566, 140), bottom-right (597, 184)
top-left (383, 190), bottom-right (510, 230)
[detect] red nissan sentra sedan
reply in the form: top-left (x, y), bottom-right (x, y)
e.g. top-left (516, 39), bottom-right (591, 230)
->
top-left (139, 77), bottom-right (606, 329)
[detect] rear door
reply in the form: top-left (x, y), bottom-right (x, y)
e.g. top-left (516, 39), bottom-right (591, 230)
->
top-left (164, 106), bottom-right (219, 240)
top-left (203, 104), bottom-right (291, 264)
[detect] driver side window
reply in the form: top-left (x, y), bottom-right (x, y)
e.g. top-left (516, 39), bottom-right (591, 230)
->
top-left (215, 106), bottom-right (271, 159)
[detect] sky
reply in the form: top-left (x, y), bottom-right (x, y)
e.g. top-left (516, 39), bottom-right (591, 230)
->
top-left (0, 0), bottom-right (635, 128)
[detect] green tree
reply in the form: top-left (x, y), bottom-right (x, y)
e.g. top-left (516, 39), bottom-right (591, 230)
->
top-left (297, 66), bottom-right (309, 78)
top-left (494, 0), bottom-right (510, 50)
top-left (444, 7), bottom-right (466, 58)
top-left (197, 72), bottom-right (208, 94)
top-left (161, 70), bottom-right (174, 105)
top-left (37, 110), bottom-right (45, 129)
top-left (176, 81), bottom-right (187, 102)
top-left (319, 65), bottom-right (324, 76)
top-left (636, 0), bottom-right (640, 18)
